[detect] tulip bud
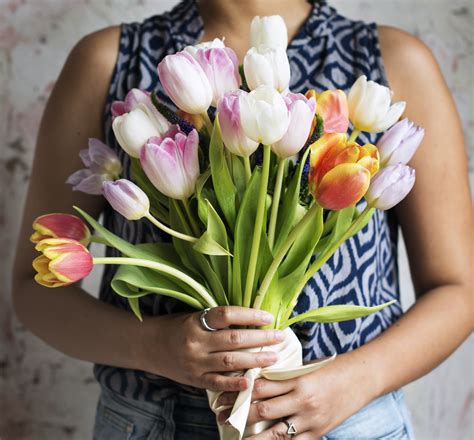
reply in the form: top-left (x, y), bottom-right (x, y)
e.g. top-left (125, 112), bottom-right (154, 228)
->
top-left (243, 46), bottom-right (290, 93)
top-left (66, 138), bottom-right (122, 194)
top-left (217, 91), bottom-right (259, 157)
top-left (31, 213), bottom-right (91, 245)
top-left (140, 129), bottom-right (200, 200)
top-left (196, 47), bottom-right (241, 106)
top-left (102, 179), bottom-right (150, 220)
top-left (348, 75), bottom-right (406, 133)
top-left (315, 89), bottom-right (349, 134)
top-left (239, 85), bottom-right (290, 145)
top-left (183, 38), bottom-right (225, 59)
top-left (112, 103), bottom-right (170, 158)
top-left (377, 118), bottom-right (424, 167)
top-left (365, 163), bottom-right (415, 210)
top-left (250, 15), bottom-right (288, 49)
top-left (33, 238), bottom-right (93, 288)
top-left (272, 92), bottom-right (316, 158)
top-left (157, 51), bottom-right (213, 114)
top-left (111, 88), bottom-right (153, 118)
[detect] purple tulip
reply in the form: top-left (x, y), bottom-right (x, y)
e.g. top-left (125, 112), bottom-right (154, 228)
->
top-left (217, 91), bottom-right (259, 157)
top-left (66, 139), bottom-right (122, 195)
top-left (272, 92), bottom-right (316, 158)
top-left (377, 118), bottom-right (425, 167)
top-left (140, 129), bottom-right (200, 200)
top-left (157, 51), bottom-right (213, 115)
top-left (365, 164), bottom-right (416, 210)
top-left (102, 179), bottom-right (150, 220)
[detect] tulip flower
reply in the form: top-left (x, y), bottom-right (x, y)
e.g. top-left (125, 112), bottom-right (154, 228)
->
top-left (243, 46), bottom-right (290, 93)
top-left (66, 138), bottom-right (122, 195)
top-left (102, 179), bottom-right (150, 220)
top-left (111, 88), bottom-right (153, 118)
top-left (314, 89), bottom-right (349, 134)
top-left (250, 15), bottom-right (288, 49)
top-left (183, 38), bottom-right (225, 59)
top-left (157, 51), bottom-right (213, 115)
top-left (365, 163), bottom-right (415, 210)
top-left (31, 213), bottom-right (91, 245)
top-left (309, 133), bottom-right (379, 210)
top-left (348, 75), bottom-right (406, 134)
top-left (239, 85), bottom-right (290, 145)
top-left (217, 91), bottom-right (259, 157)
top-left (112, 103), bottom-right (171, 158)
top-left (33, 238), bottom-right (93, 288)
top-left (377, 118), bottom-right (424, 167)
top-left (272, 92), bottom-right (316, 158)
top-left (140, 129), bottom-right (200, 200)
top-left (196, 47), bottom-right (241, 106)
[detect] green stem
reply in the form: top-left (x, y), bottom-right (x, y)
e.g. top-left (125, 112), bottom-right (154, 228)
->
top-left (92, 256), bottom-right (218, 307)
top-left (181, 198), bottom-right (201, 237)
top-left (243, 144), bottom-right (271, 308)
top-left (201, 111), bottom-right (213, 135)
top-left (89, 235), bottom-right (108, 245)
top-left (267, 157), bottom-right (286, 250)
top-left (144, 211), bottom-right (197, 243)
top-left (243, 156), bottom-right (252, 183)
top-left (348, 129), bottom-right (361, 143)
top-left (253, 203), bottom-right (321, 310)
top-left (171, 199), bottom-right (193, 236)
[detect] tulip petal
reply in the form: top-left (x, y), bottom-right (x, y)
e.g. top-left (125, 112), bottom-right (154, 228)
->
top-left (317, 89), bottom-right (349, 133)
top-left (372, 101), bottom-right (407, 132)
top-left (31, 214), bottom-right (90, 244)
top-left (49, 251), bottom-right (93, 283)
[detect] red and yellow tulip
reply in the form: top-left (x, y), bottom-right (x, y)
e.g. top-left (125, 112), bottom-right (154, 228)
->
top-left (33, 238), bottom-right (93, 288)
top-left (306, 89), bottom-right (349, 134)
top-left (30, 213), bottom-right (90, 245)
top-left (309, 133), bottom-right (379, 210)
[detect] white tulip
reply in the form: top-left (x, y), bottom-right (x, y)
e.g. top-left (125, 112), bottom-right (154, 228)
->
top-left (244, 46), bottom-right (291, 92)
top-left (348, 75), bottom-right (406, 133)
top-left (112, 103), bottom-right (168, 158)
top-left (239, 85), bottom-right (290, 145)
top-left (250, 15), bottom-right (288, 49)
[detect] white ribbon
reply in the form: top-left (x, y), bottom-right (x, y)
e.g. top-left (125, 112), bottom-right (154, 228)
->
top-left (207, 327), bottom-right (336, 440)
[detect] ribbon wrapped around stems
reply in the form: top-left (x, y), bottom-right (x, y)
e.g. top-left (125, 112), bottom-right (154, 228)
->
top-left (207, 327), bottom-right (336, 440)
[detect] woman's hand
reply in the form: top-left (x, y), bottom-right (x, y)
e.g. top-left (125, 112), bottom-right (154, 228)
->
top-left (215, 352), bottom-right (376, 439)
top-left (139, 306), bottom-right (286, 393)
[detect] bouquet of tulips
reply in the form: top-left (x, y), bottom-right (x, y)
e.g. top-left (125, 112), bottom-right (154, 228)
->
top-left (31, 15), bottom-right (424, 440)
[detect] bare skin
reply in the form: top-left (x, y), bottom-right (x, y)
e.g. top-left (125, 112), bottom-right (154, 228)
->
top-left (12, 0), bottom-right (473, 438)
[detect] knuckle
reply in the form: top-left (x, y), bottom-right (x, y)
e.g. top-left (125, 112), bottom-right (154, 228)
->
top-left (253, 379), bottom-right (266, 396)
top-left (256, 401), bottom-right (270, 420)
top-left (222, 353), bottom-right (235, 369)
top-left (210, 376), bottom-right (222, 390)
top-left (270, 430), bottom-right (288, 440)
top-left (215, 306), bottom-right (232, 324)
top-left (229, 330), bottom-right (242, 345)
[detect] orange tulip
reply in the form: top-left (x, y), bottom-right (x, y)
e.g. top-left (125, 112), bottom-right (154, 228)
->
top-left (309, 133), bottom-right (379, 210)
top-left (306, 89), bottom-right (349, 134)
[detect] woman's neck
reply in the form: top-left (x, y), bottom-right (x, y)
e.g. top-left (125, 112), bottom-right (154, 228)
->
top-left (197, 0), bottom-right (313, 61)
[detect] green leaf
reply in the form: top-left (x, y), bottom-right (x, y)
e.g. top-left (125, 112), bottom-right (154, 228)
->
top-left (127, 297), bottom-right (143, 321)
top-left (193, 232), bottom-right (231, 256)
top-left (231, 155), bottom-right (247, 203)
top-left (196, 169), bottom-right (212, 225)
top-left (284, 300), bottom-right (396, 326)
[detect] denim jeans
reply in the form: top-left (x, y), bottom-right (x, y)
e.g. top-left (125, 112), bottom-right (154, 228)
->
top-left (92, 386), bottom-right (415, 439)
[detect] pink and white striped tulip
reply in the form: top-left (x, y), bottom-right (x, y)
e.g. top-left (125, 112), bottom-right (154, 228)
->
top-left (140, 129), bottom-right (200, 200)
top-left (31, 213), bottom-right (91, 245)
top-left (272, 92), bottom-right (316, 158)
top-left (365, 163), bottom-right (415, 210)
top-left (102, 179), bottom-right (150, 220)
top-left (217, 91), bottom-right (259, 157)
top-left (66, 138), bottom-right (122, 195)
top-left (33, 238), bottom-right (93, 288)
top-left (377, 118), bottom-right (424, 167)
top-left (157, 51), bottom-right (213, 114)
top-left (250, 15), bottom-right (288, 50)
top-left (112, 103), bottom-right (171, 158)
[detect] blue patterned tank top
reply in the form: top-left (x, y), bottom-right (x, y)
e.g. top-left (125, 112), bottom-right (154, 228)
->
top-left (96, 0), bottom-right (402, 401)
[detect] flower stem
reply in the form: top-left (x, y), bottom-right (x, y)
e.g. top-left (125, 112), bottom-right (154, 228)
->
top-left (201, 111), bottom-right (213, 135)
top-left (348, 129), bottom-right (361, 143)
top-left (181, 198), bottom-right (201, 237)
top-left (89, 235), bottom-right (108, 245)
top-left (243, 156), bottom-right (252, 183)
top-left (243, 144), bottom-right (271, 308)
top-left (253, 203), bottom-right (321, 310)
top-left (144, 211), bottom-right (197, 243)
top-left (267, 157), bottom-right (286, 250)
top-left (92, 256), bottom-right (218, 307)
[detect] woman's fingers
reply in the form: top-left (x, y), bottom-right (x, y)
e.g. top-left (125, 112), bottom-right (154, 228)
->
top-left (210, 328), bottom-right (285, 351)
top-left (202, 306), bottom-right (274, 329)
top-left (246, 391), bottom-right (299, 424)
top-left (245, 416), bottom-right (310, 440)
top-left (203, 373), bottom-right (249, 392)
top-left (208, 351), bottom-right (278, 372)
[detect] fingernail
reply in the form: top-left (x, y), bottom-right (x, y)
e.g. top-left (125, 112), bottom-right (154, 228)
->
top-left (259, 312), bottom-right (274, 323)
top-left (274, 330), bottom-right (285, 341)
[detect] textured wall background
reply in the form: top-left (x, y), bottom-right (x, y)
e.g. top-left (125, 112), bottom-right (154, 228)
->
top-left (1, 0), bottom-right (472, 439)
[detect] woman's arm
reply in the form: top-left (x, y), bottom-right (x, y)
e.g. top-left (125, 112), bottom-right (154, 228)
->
top-left (217, 27), bottom-right (473, 438)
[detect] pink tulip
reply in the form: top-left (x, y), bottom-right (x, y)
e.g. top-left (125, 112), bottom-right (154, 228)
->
top-left (272, 92), bottom-right (316, 158)
top-left (111, 89), bottom-right (152, 118)
top-left (33, 238), bottom-right (93, 288)
top-left (157, 51), bottom-right (213, 114)
top-left (102, 179), bottom-right (150, 220)
top-left (140, 129), bottom-right (200, 200)
top-left (31, 213), bottom-right (90, 245)
top-left (196, 47), bottom-right (241, 106)
top-left (217, 91), bottom-right (259, 157)
top-left (314, 89), bottom-right (349, 134)
top-left (66, 138), bottom-right (122, 195)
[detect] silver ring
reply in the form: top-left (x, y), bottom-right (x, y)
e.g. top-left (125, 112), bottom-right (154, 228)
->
top-left (199, 308), bottom-right (218, 332)
top-left (283, 419), bottom-right (297, 437)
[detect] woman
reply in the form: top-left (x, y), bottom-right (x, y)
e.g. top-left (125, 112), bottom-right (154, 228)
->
top-left (12, 0), bottom-right (473, 438)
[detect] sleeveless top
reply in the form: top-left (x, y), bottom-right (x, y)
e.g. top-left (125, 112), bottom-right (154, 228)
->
top-left (95, 0), bottom-right (402, 401)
